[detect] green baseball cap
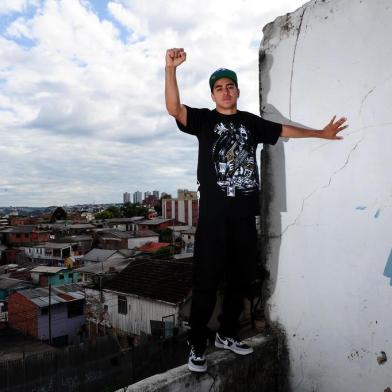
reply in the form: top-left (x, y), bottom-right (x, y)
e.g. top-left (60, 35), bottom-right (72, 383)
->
top-left (209, 68), bottom-right (238, 91)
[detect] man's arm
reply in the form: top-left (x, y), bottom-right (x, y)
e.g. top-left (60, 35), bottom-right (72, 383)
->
top-left (165, 48), bottom-right (187, 126)
top-left (281, 116), bottom-right (348, 140)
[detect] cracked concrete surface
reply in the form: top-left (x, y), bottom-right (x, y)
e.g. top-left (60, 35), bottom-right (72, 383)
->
top-left (281, 136), bottom-right (364, 236)
top-left (260, 1), bottom-right (392, 391)
top-left (289, 8), bottom-right (307, 120)
top-left (119, 334), bottom-right (283, 392)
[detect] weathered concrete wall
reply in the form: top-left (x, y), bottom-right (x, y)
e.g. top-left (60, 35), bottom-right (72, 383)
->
top-left (117, 333), bottom-right (288, 392)
top-left (260, 1), bottom-right (392, 391)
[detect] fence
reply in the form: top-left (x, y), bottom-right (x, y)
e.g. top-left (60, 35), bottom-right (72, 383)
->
top-left (0, 333), bottom-right (189, 392)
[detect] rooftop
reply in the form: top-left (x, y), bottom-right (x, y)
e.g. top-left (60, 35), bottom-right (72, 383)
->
top-left (15, 284), bottom-right (84, 308)
top-left (76, 258), bottom-right (131, 275)
top-left (103, 259), bottom-right (192, 305)
top-left (138, 242), bottom-right (171, 253)
top-left (83, 248), bottom-right (124, 263)
top-left (30, 266), bottom-right (67, 274)
top-left (137, 218), bottom-right (174, 226)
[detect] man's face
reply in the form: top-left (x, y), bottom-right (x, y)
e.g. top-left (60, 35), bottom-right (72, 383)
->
top-left (211, 77), bottom-right (240, 112)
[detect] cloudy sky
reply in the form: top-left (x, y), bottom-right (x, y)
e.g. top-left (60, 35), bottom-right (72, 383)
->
top-left (0, 0), bottom-right (306, 207)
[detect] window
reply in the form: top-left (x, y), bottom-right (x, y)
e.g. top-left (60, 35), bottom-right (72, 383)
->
top-left (68, 273), bottom-right (73, 278)
top-left (59, 274), bottom-right (64, 280)
top-left (118, 295), bottom-right (127, 315)
top-left (67, 301), bottom-right (84, 318)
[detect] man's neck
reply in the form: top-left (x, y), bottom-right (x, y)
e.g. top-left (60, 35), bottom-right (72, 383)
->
top-left (216, 107), bottom-right (238, 115)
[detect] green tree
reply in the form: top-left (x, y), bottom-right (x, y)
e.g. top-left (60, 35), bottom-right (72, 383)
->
top-left (95, 205), bottom-right (122, 219)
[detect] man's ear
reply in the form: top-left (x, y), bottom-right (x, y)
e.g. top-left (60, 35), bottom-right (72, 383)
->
top-left (237, 88), bottom-right (240, 98)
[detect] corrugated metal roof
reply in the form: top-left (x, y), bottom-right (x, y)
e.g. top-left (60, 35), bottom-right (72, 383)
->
top-left (83, 249), bottom-right (120, 262)
top-left (30, 266), bottom-right (66, 274)
top-left (16, 284), bottom-right (84, 307)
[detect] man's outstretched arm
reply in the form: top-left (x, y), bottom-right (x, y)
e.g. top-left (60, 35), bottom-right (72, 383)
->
top-left (281, 116), bottom-right (348, 140)
top-left (165, 48), bottom-right (187, 126)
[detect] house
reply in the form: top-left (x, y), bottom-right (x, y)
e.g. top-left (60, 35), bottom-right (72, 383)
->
top-left (127, 230), bottom-right (159, 250)
top-left (0, 244), bottom-right (7, 262)
top-left (136, 218), bottom-right (177, 232)
top-left (21, 242), bottom-right (73, 265)
top-left (0, 277), bottom-right (33, 310)
top-left (95, 217), bottom-right (144, 232)
top-left (100, 259), bottom-right (193, 337)
top-left (83, 248), bottom-right (127, 265)
top-left (96, 229), bottom-right (133, 250)
top-left (30, 266), bottom-right (81, 287)
top-left (76, 258), bottom-right (132, 285)
top-left (8, 284), bottom-right (85, 346)
top-left (57, 235), bottom-right (93, 255)
top-left (180, 227), bottom-right (196, 254)
top-left (38, 223), bottom-right (96, 238)
top-left (0, 226), bottom-right (50, 246)
top-left (2, 248), bottom-right (23, 264)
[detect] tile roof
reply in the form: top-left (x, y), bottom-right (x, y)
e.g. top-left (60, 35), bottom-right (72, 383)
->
top-left (138, 242), bottom-right (171, 253)
top-left (103, 259), bottom-right (192, 305)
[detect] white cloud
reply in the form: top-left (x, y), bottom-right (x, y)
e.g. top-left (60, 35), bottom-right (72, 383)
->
top-left (0, 0), bottom-right (306, 206)
top-left (0, 0), bottom-right (29, 16)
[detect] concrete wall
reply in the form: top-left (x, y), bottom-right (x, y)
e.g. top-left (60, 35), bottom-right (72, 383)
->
top-left (260, 1), bottom-right (392, 391)
top-left (117, 333), bottom-right (288, 392)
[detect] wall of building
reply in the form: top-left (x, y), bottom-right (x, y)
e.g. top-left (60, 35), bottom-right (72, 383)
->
top-left (8, 292), bottom-right (38, 337)
top-left (260, 1), bottom-right (392, 391)
top-left (103, 291), bottom-right (179, 335)
top-left (37, 302), bottom-right (85, 344)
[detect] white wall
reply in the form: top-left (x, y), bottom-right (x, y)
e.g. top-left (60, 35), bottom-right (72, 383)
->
top-left (260, 1), bottom-right (392, 391)
top-left (103, 291), bottom-right (178, 335)
top-left (128, 235), bottom-right (159, 249)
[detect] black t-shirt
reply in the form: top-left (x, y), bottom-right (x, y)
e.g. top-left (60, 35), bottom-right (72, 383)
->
top-left (176, 105), bottom-right (282, 218)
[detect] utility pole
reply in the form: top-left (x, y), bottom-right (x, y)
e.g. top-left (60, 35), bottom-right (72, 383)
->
top-left (48, 284), bottom-right (52, 345)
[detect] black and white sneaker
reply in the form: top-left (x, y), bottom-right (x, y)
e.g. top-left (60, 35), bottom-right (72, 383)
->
top-left (215, 332), bottom-right (254, 355)
top-left (188, 345), bottom-right (207, 372)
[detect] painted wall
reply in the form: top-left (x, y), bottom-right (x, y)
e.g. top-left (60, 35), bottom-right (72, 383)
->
top-left (260, 1), bottom-right (392, 391)
top-left (37, 302), bottom-right (85, 344)
top-left (103, 290), bottom-right (179, 335)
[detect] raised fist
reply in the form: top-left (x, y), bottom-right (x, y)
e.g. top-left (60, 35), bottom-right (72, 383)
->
top-left (166, 48), bottom-right (186, 68)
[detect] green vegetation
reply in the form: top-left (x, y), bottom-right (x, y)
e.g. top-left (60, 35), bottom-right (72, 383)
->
top-left (95, 203), bottom-right (149, 220)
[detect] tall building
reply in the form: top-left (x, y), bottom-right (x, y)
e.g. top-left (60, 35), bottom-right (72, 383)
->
top-left (144, 191), bottom-right (151, 201)
top-left (123, 192), bottom-right (130, 204)
top-left (162, 189), bottom-right (199, 227)
top-left (133, 191), bottom-right (142, 204)
top-left (153, 190), bottom-right (160, 199)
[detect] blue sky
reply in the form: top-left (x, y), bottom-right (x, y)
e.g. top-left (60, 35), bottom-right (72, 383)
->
top-left (0, 0), bottom-right (306, 206)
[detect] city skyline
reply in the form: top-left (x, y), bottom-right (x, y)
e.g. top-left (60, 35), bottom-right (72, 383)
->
top-left (0, 0), bottom-right (305, 206)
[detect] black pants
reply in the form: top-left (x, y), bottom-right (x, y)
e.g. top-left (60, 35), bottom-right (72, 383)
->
top-left (188, 214), bottom-right (258, 348)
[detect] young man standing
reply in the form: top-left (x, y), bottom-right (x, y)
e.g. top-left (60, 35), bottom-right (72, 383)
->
top-left (165, 47), bottom-right (347, 372)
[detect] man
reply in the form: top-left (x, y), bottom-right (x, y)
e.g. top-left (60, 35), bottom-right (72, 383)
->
top-left (165, 47), bottom-right (347, 373)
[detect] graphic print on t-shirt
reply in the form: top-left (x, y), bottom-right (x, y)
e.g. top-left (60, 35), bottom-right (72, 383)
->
top-left (212, 122), bottom-right (258, 197)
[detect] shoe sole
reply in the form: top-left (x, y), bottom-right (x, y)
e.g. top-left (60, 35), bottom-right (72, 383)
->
top-left (215, 340), bottom-right (254, 355)
top-left (188, 362), bottom-right (207, 372)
